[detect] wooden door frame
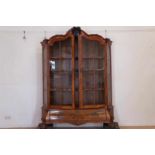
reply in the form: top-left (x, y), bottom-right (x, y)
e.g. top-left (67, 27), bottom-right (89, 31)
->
top-left (78, 31), bottom-right (107, 109)
top-left (46, 31), bottom-right (75, 110)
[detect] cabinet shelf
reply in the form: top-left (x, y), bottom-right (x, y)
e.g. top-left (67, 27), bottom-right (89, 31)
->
top-left (50, 88), bottom-right (72, 91)
top-left (50, 88), bottom-right (104, 91)
top-left (83, 57), bottom-right (104, 59)
top-left (82, 69), bottom-right (104, 72)
top-left (50, 69), bottom-right (104, 73)
top-left (50, 57), bottom-right (72, 60)
top-left (50, 57), bottom-right (104, 60)
top-left (84, 88), bottom-right (104, 91)
top-left (51, 70), bottom-right (71, 73)
top-left (50, 70), bottom-right (104, 75)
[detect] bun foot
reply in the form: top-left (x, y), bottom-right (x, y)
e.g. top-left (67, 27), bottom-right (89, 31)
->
top-left (38, 123), bottom-right (54, 129)
top-left (103, 122), bottom-right (119, 129)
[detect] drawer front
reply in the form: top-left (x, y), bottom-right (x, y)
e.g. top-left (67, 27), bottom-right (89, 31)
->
top-left (46, 109), bottom-right (111, 125)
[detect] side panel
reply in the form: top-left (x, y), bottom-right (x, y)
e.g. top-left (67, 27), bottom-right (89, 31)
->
top-left (42, 40), bottom-right (50, 121)
top-left (106, 40), bottom-right (113, 121)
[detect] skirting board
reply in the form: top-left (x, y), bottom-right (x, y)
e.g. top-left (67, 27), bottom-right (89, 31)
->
top-left (0, 126), bottom-right (155, 129)
top-left (120, 126), bottom-right (155, 129)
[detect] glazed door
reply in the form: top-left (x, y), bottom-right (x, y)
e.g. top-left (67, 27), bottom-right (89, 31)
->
top-left (49, 35), bottom-right (75, 109)
top-left (48, 31), bottom-right (106, 110)
top-left (78, 33), bottom-right (106, 109)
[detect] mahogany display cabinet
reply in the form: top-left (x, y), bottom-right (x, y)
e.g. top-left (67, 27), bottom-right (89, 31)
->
top-left (39, 27), bottom-right (119, 129)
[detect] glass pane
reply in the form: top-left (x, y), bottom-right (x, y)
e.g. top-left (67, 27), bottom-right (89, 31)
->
top-left (83, 59), bottom-right (104, 70)
top-left (51, 73), bottom-right (61, 88)
top-left (83, 60), bottom-right (94, 70)
top-left (63, 92), bottom-right (72, 104)
top-left (83, 72), bottom-right (94, 89)
top-left (82, 39), bottom-right (95, 58)
top-left (50, 38), bottom-right (72, 58)
top-left (50, 90), bottom-right (72, 105)
top-left (50, 42), bottom-right (60, 57)
top-left (95, 90), bottom-right (104, 104)
top-left (51, 92), bottom-right (62, 105)
top-left (83, 91), bottom-right (94, 105)
top-left (98, 42), bottom-right (104, 58)
top-left (61, 73), bottom-right (72, 88)
top-left (62, 60), bottom-right (71, 71)
top-left (49, 60), bottom-right (61, 71)
top-left (62, 41), bottom-right (72, 58)
top-left (82, 38), bottom-right (104, 58)
top-left (81, 37), bottom-right (105, 106)
top-left (50, 37), bottom-right (72, 106)
top-left (50, 60), bottom-right (71, 71)
top-left (96, 60), bottom-right (104, 70)
top-left (51, 73), bottom-right (72, 89)
top-left (95, 71), bottom-right (104, 88)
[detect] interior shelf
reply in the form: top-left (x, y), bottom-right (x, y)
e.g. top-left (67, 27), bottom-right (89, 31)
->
top-left (51, 70), bottom-right (72, 73)
top-left (50, 88), bottom-right (72, 91)
top-left (50, 57), bottom-right (104, 60)
top-left (83, 57), bottom-right (104, 59)
top-left (50, 57), bottom-right (72, 60)
top-left (82, 69), bottom-right (104, 72)
top-left (50, 88), bottom-right (104, 91)
top-left (84, 88), bottom-right (104, 91)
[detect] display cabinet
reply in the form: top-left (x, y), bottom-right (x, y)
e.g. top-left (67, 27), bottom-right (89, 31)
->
top-left (39, 27), bottom-right (118, 128)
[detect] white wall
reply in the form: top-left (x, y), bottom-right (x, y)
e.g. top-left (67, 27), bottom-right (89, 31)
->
top-left (0, 26), bottom-right (155, 128)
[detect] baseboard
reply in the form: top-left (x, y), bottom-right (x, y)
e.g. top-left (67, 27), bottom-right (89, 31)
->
top-left (1, 126), bottom-right (155, 129)
top-left (120, 126), bottom-right (155, 129)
